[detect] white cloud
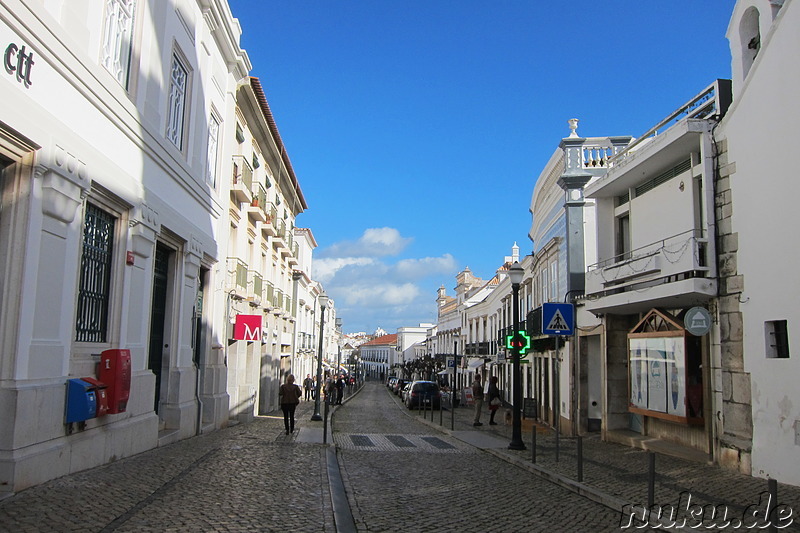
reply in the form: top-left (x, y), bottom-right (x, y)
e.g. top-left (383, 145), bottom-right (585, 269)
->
top-left (393, 254), bottom-right (457, 279)
top-left (335, 282), bottom-right (420, 308)
top-left (313, 257), bottom-right (377, 284)
top-left (318, 227), bottom-right (412, 258)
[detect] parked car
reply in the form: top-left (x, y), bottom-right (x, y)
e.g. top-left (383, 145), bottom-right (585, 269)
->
top-left (387, 376), bottom-right (398, 390)
top-left (405, 381), bottom-right (442, 409)
top-left (393, 378), bottom-right (409, 395)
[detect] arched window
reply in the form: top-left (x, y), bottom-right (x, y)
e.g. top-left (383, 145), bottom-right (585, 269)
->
top-left (740, 6), bottom-right (761, 79)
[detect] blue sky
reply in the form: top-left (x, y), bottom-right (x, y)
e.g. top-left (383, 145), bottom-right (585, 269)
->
top-left (228, 0), bottom-right (735, 334)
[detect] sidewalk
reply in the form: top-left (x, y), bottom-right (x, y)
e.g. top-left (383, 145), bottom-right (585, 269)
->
top-left (398, 393), bottom-right (800, 531)
top-left (0, 395), bottom-right (344, 533)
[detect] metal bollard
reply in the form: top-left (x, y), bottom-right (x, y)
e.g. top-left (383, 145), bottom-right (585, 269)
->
top-left (531, 425), bottom-right (536, 464)
top-left (768, 478), bottom-right (778, 533)
top-left (577, 436), bottom-right (583, 482)
top-left (647, 451), bottom-right (656, 508)
top-left (323, 398), bottom-right (329, 445)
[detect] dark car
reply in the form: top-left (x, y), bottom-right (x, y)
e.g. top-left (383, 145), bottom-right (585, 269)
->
top-left (392, 379), bottom-right (409, 395)
top-left (405, 381), bottom-right (441, 409)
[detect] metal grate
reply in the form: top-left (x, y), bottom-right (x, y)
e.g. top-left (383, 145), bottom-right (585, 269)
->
top-left (350, 435), bottom-right (375, 447)
top-left (420, 436), bottom-right (455, 450)
top-left (75, 204), bottom-right (115, 342)
top-left (386, 435), bottom-right (416, 448)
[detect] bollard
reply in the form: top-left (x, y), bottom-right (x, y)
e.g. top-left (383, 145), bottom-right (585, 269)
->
top-left (531, 425), bottom-right (536, 464)
top-left (439, 398), bottom-right (443, 426)
top-left (555, 427), bottom-right (560, 463)
top-left (647, 451), bottom-right (656, 508)
top-left (450, 391), bottom-right (455, 431)
top-left (323, 397), bottom-right (329, 445)
top-left (577, 436), bottom-right (583, 482)
top-left (768, 478), bottom-right (778, 533)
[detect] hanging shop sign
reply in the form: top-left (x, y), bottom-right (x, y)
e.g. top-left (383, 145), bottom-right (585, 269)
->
top-left (684, 307), bottom-right (712, 336)
top-left (233, 314), bottom-right (262, 341)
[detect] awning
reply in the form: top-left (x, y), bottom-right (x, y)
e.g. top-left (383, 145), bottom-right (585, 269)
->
top-left (467, 358), bottom-right (484, 370)
top-left (437, 369), bottom-right (450, 375)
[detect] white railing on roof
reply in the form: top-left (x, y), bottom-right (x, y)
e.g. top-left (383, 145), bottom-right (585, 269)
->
top-left (609, 79), bottom-right (731, 165)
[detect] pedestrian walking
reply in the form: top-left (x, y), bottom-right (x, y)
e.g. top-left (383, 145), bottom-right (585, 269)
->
top-left (472, 373), bottom-right (484, 426)
top-left (324, 373), bottom-right (336, 404)
top-left (303, 374), bottom-right (314, 401)
top-left (487, 375), bottom-right (501, 425)
top-left (335, 374), bottom-right (345, 405)
top-left (279, 374), bottom-right (302, 435)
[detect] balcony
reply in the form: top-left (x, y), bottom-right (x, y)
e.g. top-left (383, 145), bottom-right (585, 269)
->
top-left (280, 229), bottom-right (293, 258)
top-left (257, 203), bottom-right (278, 237)
top-left (264, 281), bottom-right (275, 311)
top-left (230, 155), bottom-right (253, 204)
top-left (247, 183), bottom-right (268, 223)
top-left (272, 289), bottom-right (284, 315)
top-left (585, 229), bottom-right (715, 314)
top-left (226, 257), bottom-right (248, 298)
top-left (247, 271), bottom-right (263, 307)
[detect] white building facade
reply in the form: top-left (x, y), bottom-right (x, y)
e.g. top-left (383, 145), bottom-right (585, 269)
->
top-left (0, 0), bottom-right (249, 494)
top-left (719, 0), bottom-right (799, 484)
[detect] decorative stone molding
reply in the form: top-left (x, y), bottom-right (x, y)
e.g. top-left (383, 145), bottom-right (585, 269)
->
top-left (129, 203), bottom-right (159, 259)
top-left (34, 144), bottom-right (91, 224)
top-left (184, 235), bottom-right (203, 279)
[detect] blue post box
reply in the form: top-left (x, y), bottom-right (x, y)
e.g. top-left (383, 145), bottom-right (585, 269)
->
top-left (65, 378), bottom-right (97, 423)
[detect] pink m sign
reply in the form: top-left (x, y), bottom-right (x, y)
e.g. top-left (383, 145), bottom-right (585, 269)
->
top-left (234, 314), bottom-right (262, 341)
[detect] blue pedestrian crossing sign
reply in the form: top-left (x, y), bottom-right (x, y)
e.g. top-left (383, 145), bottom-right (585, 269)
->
top-left (542, 303), bottom-right (574, 336)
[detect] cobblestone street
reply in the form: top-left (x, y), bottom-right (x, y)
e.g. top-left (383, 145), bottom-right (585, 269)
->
top-left (334, 383), bottom-right (623, 532)
top-left (1, 380), bottom-right (798, 532)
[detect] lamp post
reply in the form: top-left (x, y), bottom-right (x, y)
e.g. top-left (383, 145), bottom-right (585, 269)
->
top-left (311, 292), bottom-right (329, 421)
top-left (508, 262), bottom-right (526, 450)
top-left (451, 333), bottom-right (460, 431)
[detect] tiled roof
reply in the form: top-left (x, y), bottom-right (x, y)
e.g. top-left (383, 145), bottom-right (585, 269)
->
top-left (360, 334), bottom-right (397, 346)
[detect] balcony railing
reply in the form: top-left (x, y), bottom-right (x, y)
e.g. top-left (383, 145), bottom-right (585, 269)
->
top-left (248, 183), bottom-right (268, 222)
top-left (231, 155), bottom-right (253, 204)
top-left (248, 271), bottom-right (263, 303)
top-left (586, 229), bottom-right (710, 297)
top-left (226, 257), bottom-right (248, 293)
top-left (265, 281), bottom-right (274, 308)
top-left (609, 79), bottom-right (731, 167)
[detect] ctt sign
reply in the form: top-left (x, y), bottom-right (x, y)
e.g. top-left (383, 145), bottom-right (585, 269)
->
top-left (233, 314), bottom-right (262, 341)
top-left (4, 41), bottom-right (34, 88)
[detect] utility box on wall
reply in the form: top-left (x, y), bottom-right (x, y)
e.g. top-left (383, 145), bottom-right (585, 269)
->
top-left (99, 349), bottom-right (131, 414)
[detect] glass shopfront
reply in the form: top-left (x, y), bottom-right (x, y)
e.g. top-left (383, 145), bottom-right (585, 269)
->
top-left (628, 309), bottom-right (704, 424)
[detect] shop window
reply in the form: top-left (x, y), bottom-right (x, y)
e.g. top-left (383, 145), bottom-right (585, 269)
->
top-left (628, 309), bottom-right (703, 424)
top-left (765, 320), bottom-right (790, 358)
top-left (76, 204), bottom-right (116, 342)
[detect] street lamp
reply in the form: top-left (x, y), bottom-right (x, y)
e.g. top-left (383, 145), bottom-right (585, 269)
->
top-left (311, 292), bottom-right (329, 421)
top-left (508, 262), bottom-right (526, 450)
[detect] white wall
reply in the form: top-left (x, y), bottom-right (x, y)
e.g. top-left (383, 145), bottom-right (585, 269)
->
top-left (723, 0), bottom-right (800, 485)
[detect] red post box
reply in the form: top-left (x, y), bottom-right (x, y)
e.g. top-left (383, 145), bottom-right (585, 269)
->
top-left (81, 377), bottom-right (109, 417)
top-left (99, 349), bottom-right (131, 414)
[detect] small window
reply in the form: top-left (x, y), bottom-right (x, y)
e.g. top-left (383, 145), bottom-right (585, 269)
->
top-left (765, 320), bottom-right (790, 359)
top-left (101, 0), bottom-right (136, 88)
top-left (76, 204), bottom-right (116, 342)
top-left (206, 113), bottom-right (220, 187)
top-left (166, 54), bottom-right (188, 149)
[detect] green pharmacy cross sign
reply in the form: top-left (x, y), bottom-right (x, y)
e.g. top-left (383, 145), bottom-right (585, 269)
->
top-left (505, 330), bottom-right (531, 356)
